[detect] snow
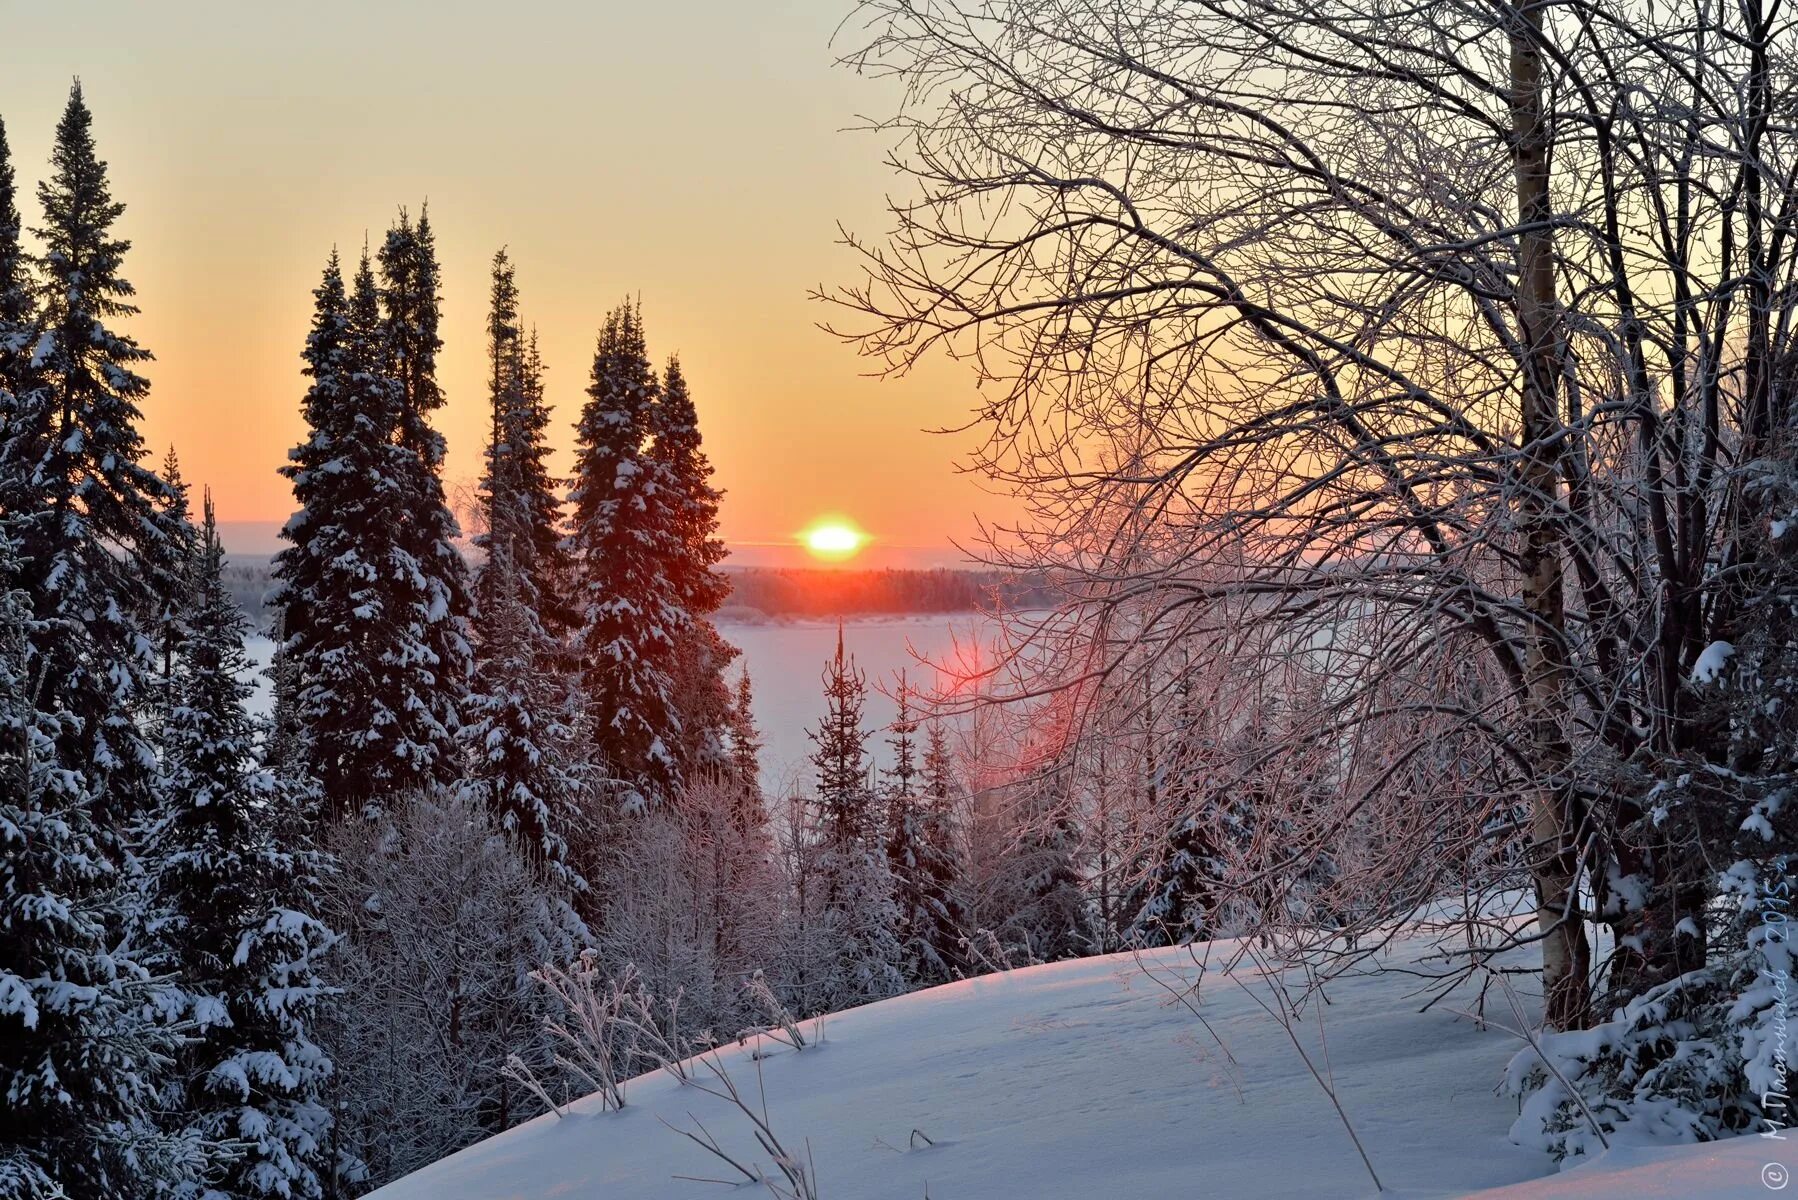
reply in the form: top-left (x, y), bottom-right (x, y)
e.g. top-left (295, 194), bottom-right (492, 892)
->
top-left (244, 635), bottom-right (277, 717)
top-left (365, 907), bottom-right (1791, 1200)
top-left (1456, 1138), bottom-right (1787, 1198)
top-left (1692, 640), bottom-right (1735, 685)
top-left (369, 928), bottom-right (1576, 1200)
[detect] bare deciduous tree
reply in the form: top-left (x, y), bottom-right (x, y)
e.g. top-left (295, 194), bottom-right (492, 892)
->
top-left (829, 0), bottom-right (1798, 1029)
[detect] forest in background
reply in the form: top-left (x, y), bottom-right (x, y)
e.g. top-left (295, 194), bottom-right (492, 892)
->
top-left (219, 559), bottom-right (1053, 633)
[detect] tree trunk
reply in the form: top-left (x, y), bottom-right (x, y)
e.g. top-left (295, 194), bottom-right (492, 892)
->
top-left (1509, 1), bottom-right (1591, 1032)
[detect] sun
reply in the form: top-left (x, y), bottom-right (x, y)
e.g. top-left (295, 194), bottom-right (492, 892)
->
top-left (801, 517), bottom-right (869, 562)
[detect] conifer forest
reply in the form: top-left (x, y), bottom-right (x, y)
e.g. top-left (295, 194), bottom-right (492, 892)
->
top-left (6, 2), bottom-right (1798, 1196)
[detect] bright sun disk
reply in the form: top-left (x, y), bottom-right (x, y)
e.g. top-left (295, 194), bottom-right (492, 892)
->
top-left (802, 519), bottom-right (867, 560)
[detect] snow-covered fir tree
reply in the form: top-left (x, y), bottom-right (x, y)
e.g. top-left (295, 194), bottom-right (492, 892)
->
top-left (8, 82), bottom-right (188, 834)
top-left (150, 445), bottom-right (197, 733)
top-left (274, 250), bottom-right (438, 817)
top-left (1121, 690), bottom-right (1241, 949)
top-left (804, 629), bottom-right (905, 1011)
top-left (465, 250), bottom-right (580, 874)
top-left (475, 251), bottom-right (575, 646)
top-left (728, 668), bottom-right (768, 847)
top-left (375, 207), bottom-right (471, 789)
top-left (0, 85), bottom-right (192, 1198)
top-left (1123, 808), bottom-right (1231, 948)
top-left (148, 495), bottom-right (337, 1200)
top-left (463, 535), bottom-right (580, 876)
top-left (0, 115), bottom-right (30, 386)
top-left (566, 302), bottom-right (684, 813)
top-left (988, 755), bottom-right (1095, 965)
top-left (261, 617), bottom-right (306, 782)
top-left (715, 669), bottom-right (779, 986)
top-left (652, 356), bottom-right (737, 775)
top-left (886, 707), bottom-right (968, 986)
top-left (0, 111), bottom-right (35, 522)
top-left (811, 626), bottom-right (876, 848)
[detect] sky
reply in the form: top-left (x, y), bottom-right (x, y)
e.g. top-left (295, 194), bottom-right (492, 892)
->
top-left (3, 0), bottom-right (1008, 566)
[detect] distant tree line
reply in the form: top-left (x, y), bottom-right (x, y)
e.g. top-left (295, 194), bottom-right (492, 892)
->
top-left (721, 566), bottom-right (1053, 618)
top-left (220, 562), bottom-right (1053, 634)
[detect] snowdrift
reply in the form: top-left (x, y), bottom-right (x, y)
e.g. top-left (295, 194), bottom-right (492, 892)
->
top-left (368, 933), bottom-right (1778, 1199)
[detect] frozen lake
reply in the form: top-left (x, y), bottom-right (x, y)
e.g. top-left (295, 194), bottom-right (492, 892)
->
top-left (722, 616), bottom-right (993, 796)
top-left (244, 615), bottom-right (994, 797)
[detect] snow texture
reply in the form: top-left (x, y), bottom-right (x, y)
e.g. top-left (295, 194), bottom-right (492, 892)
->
top-left (1691, 640), bottom-right (1735, 685)
top-left (369, 930), bottom-right (1590, 1200)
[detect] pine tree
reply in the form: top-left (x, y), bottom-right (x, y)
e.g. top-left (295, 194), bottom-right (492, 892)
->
top-left (0, 84), bottom-right (190, 1198)
top-left (653, 356), bottom-right (737, 774)
top-left (377, 207), bottom-right (471, 789)
top-left (805, 629), bottom-right (905, 1009)
top-left (567, 302), bottom-right (684, 812)
top-left (149, 495), bottom-right (337, 1200)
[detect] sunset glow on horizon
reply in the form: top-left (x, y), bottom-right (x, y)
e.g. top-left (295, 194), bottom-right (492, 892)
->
top-left (800, 517), bottom-right (869, 562)
top-left (0, 1), bottom-right (1011, 568)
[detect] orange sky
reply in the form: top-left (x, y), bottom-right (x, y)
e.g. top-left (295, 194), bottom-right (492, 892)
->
top-left (3, 1), bottom-right (1008, 566)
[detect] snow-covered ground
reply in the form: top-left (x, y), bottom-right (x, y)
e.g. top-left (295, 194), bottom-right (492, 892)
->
top-left (1459, 1138), bottom-right (1780, 1198)
top-left (364, 920), bottom-right (1776, 1200)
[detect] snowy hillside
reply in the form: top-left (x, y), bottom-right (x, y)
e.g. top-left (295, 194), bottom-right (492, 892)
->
top-left (365, 923), bottom-right (1772, 1200)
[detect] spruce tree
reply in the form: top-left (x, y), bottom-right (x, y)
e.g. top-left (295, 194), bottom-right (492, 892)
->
top-left (653, 356), bottom-right (737, 774)
top-left (995, 764), bottom-right (1095, 964)
top-left (152, 445), bottom-right (197, 732)
top-left (919, 722), bottom-right (972, 973)
top-left (885, 695), bottom-right (968, 986)
top-left (465, 250), bottom-right (581, 872)
top-left (463, 536), bottom-right (580, 874)
top-left (805, 629), bottom-right (905, 1009)
top-left (716, 669), bottom-right (778, 975)
top-left (567, 302), bottom-right (684, 812)
top-left (0, 84), bottom-right (190, 1198)
top-left (7, 82), bottom-right (187, 833)
top-left (728, 668), bottom-right (766, 841)
top-left (149, 496), bottom-right (336, 1200)
top-left (376, 207), bottom-right (470, 789)
top-left (0, 114), bottom-right (33, 418)
top-left (1123, 810), bottom-right (1231, 948)
top-left (811, 626), bottom-right (874, 848)
top-left (273, 250), bottom-right (427, 816)
top-left (262, 617), bottom-right (306, 781)
top-left (475, 253), bottom-right (573, 644)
